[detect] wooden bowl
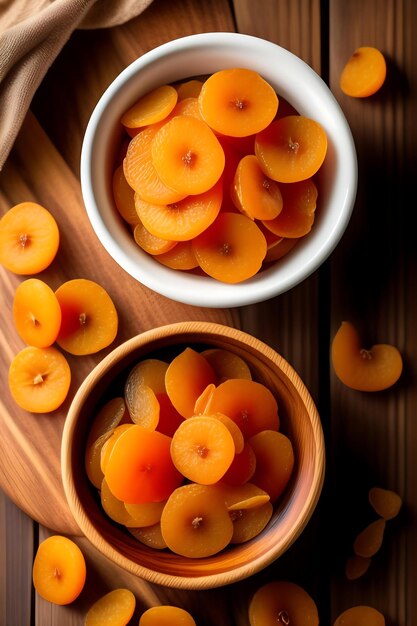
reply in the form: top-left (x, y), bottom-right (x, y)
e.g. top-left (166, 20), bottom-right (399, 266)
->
top-left (61, 322), bottom-right (325, 589)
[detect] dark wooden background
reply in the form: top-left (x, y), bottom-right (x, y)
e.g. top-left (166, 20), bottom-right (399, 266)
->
top-left (1, 0), bottom-right (416, 624)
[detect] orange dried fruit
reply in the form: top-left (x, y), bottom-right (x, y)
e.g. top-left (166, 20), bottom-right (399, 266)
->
top-left (176, 79), bottom-right (203, 100)
top-left (333, 605), bottom-right (385, 626)
top-left (124, 499), bottom-right (165, 528)
top-left (201, 348), bottom-right (252, 382)
top-left (32, 535), bottom-right (86, 606)
top-left (206, 378), bottom-right (279, 438)
top-left (139, 605), bottom-right (196, 626)
top-left (192, 212), bottom-right (267, 283)
top-left (262, 179), bottom-right (318, 238)
top-left (13, 278), bottom-right (62, 348)
top-left (85, 397), bottom-right (126, 488)
top-left (134, 179), bottom-right (222, 241)
top-left (255, 116), bottom-right (327, 183)
top-left (160, 483), bottom-right (233, 557)
top-left (100, 424), bottom-right (133, 474)
top-left (104, 424), bottom-right (183, 504)
top-left (55, 279), bottom-right (118, 356)
top-left (353, 519), bottom-right (386, 558)
top-left (340, 47), bottom-right (386, 97)
top-left (133, 220), bottom-right (178, 255)
top-left (249, 430), bottom-right (294, 502)
top-left (198, 68), bottom-right (278, 137)
top-left (155, 240), bottom-right (199, 270)
top-left (129, 523), bottom-right (167, 550)
top-left (345, 555), bottom-right (372, 580)
top-left (171, 96), bottom-right (203, 121)
top-left (165, 347), bottom-right (216, 418)
top-left (100, 478), bottom-right (138, 527)
top-left (151, 115), bottom-right (225, 195)
top-left (331, 321), bottom-right (403, 391)
top-left (193, 382), bottom-right (216, 415)
top-left (221, 441), bottom-right (257, 486)
top-left (85, 588), bottom-right (136, 626)
top-left (0, 202), bottom-right (59, 274)
top-left (8, 346), bottom-right (71, 413)
top-left (368, 486), bottom-right (402, 520)
top-left (120, 84), bottom-right (178, 128)
top-left (229, 501), bottom-right (273, 543)
top-left (170, 415), bottom-right (235, 484)
top-left (123, 125), bottom-right (186, 205)
top-left (249, 580), bottom-right (319, 626)
top-left (263, 237), bottom-right (299, 263)
top-left (112, 164), bottom-right (138, 225)
top-left (232, 154), bottom-right (283, 220)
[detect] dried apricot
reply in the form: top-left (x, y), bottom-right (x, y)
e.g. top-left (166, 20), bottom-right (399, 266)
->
top-left (170, 415), bottom-right (235, 484)
top-left (340, 47), bottom-right (386, 97)
top-left (165, 347), bottom-right (216, 418)
top-left (333, 605), bottom-right (385, 626)
top-left (8, 346), bottom-right (71, 413)
top-left (368, 487), bottom-right (402, 520)
top-left (249, 580), bottom-right (319, 626)
top-left (249, 430), bottom-right (294, 502)
top-left (13, 278), bottom-right (62, 348)
top-left (353, 519), bottom-right (386, 558)
top-left (192, 212), bottom-right (267, 283)
top-left (160, 483), bottom-right (233, 557)
top-left (85, 588), bottom-right (136, 626)
top-left (123, 125), bottom-right (186, 205)
top-left (104, 424), bottom-right (183, 503)
top-left (151, 115), bottom-right (225, 195)
top-left (0, 202), bottom-right (59, 274)
top-left (199, 68), bottom-right (278, 137)
top-left (255, 116), bottom-right (327, 183)
top-left (262, 179), bottom-right (318, 238)
top-left (139, 605), bottom-right (196, 626)
top-left (134, 179), bottom-right (222, 241)
top-left (232, 154), bottom-right (283, 220)
top-left (55, 279), bottom-right (118, 356)
top-left (121, 84), bottom-right (178, 128)
top-left (206, 378), bottom-right (279, 438)
top-left (331, 321), bottom-right (403, 391)
top-left (345, 555), bottom-right (371, 580)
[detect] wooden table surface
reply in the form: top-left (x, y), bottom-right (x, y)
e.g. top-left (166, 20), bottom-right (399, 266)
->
top-left (1, 0), bottom-right (416, 624)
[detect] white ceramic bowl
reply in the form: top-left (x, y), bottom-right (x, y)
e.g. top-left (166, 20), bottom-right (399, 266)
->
top-left (80, 32), bottom-right (357, 308)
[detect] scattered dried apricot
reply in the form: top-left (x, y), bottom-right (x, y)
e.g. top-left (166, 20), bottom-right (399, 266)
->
top-left (333, 605), bottom-right (385, 626)
top-left (32, 535), bottom-right (86, 605)
top-left (331, 321), bottom-right (403, 391)
top-left (55, 279), bottom-right (118, 356)
top-left (85, 588), bottom-right (136, 626)
top-left (368, 486), bottom-right (402, 520)
top-left (8, 346), bottom-right (71, 413)
top-left (249, 580), bottom-right (319, 626)
top-left (353, 518), bottom-right (386, 558)
top-left (139, 605), bottom-right (196, 626)
top-left (13, 278), bottom-right (62, 348)
top-left (340, 46), bottom-right (386, 97)
top-left (0, 202), bottom-right (59, 274)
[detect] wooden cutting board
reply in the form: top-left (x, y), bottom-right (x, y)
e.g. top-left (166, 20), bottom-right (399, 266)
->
top-left (0, 112), bottom-right (239, 535)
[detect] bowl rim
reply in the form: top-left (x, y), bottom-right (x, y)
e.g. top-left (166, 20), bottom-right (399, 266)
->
top-left (61, 321), bottom-right (326, 589)
top-left (80, 31), bottom-right (357, 309)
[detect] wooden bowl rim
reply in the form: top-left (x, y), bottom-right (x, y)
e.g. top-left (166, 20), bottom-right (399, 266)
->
top-left (61, 321), bottom-right (325, 589)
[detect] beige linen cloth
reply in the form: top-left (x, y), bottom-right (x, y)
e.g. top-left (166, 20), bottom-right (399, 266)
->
top-left (0, 0), bottom-right (154, 170)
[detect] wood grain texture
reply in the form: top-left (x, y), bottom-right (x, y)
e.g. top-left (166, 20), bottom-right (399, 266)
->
top-left (328, 1), bottom-right (416, 624)
top-left (0, 492), bottom-right (33, 626)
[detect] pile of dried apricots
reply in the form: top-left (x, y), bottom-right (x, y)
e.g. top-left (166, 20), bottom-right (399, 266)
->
top-left (113, 67), bottom-right (328, 283)
top-left (85, 346), bottom-right (294, 557)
